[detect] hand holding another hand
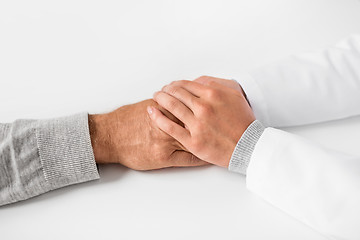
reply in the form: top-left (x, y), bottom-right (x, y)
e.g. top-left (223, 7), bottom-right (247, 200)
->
top-left (89, 99), bottom-right (206, 170)
top-left (88, 76), bottom-right (253, 170)
top-left (150, 76), bottom-right (255, 168)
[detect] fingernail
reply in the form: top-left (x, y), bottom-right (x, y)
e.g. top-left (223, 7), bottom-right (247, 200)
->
top-left (147, 106), bottom-right (153, 115)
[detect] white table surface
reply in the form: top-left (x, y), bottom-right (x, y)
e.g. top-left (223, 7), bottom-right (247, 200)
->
top-left (1, 0), bottom-right (360, 239)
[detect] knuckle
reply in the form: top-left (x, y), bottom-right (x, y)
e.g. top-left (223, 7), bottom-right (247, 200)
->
top-left (195, 100), bottom-right (205, 109)
top-left (206, 88), bottom-right (220, 99)
top-left (197, 75), bottom-right (210, 80)
top-left (168, 99), bottom-right (179, 110)
top-left (197, 102), bottom-right (213, 117)
top-left (207, 81), bottom-right (217, 87)
top-left (174, 80), bottom-right (189, 86)
top-left (169, 80), bottom-right (178, 86)
top-left (167, 85), bottom-right (180, 96)
top-left (164, 122), bottom-right (175, 135)
top-left (195, 75), bottom-right (211, 84)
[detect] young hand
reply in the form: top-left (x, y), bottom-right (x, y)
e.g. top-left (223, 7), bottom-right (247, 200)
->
top-left (149, 78), bottom-right (255, 167)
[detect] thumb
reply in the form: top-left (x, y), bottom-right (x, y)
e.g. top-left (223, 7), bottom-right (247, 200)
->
top-left (170, 151), bottom-right (209, 167)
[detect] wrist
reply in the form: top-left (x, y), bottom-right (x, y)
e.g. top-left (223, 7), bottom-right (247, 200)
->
top-left (88, 113), bottom-right (111, 164)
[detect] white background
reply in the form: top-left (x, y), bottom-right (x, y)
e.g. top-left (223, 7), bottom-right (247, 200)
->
top-left (1, 0), bottom-right (360, 239)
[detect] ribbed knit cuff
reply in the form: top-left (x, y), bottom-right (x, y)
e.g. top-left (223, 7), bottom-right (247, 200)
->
top-left (228, 120), bottom-right (265, 175)
top-left (36, 113), bottom-right (100, 189)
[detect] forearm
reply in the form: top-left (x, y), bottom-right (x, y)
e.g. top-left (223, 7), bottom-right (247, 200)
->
top-left (229, 119), bottom-right (360, 239)
top-left (0, 113), bottom-right (99, 206)
top-left (238, 34), bottom-right (360, 127)
top-left (246, 127), bottom-right (360, 239)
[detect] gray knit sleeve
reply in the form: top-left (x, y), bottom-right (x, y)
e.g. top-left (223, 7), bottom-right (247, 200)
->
top-left (228, 120), bottom-right (265, 175)
top-left (0, 113), bottom-right (100, 206)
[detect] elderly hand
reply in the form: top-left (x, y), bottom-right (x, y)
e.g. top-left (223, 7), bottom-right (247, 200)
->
top-left (149, 76), bottom-right (255, 167)
top-left (89, 99), bottom-right (206, 170)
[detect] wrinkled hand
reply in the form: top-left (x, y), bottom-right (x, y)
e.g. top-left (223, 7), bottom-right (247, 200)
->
top-left (89, 99), bottom-right (206, 170)
top-left (150, 76), bottom-right (255, 167)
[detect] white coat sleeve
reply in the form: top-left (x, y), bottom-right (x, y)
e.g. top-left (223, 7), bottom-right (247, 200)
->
top-left (246, 127), bottom-right (360, 240)
top-left (237, 34), bottom-right (360, 127)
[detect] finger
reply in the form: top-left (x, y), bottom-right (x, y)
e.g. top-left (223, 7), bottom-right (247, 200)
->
top-left (161, 84), bottom-right (198, 110)
top-left (153, 91), bottom-right (194, 125)
top-left (170, 80), bottom-right (210, 97)
top-left (206, 80), bottom-right (243, 95)
top-left (170, 151), bottom-right (209, 167)
top-left (147, 106), bottom-right (191, 144)
top-left (158, 107), bottom-right (185, 128)
top-left (194, 76), bottom-right (242, 92)
top-left (194, 75), bottom-right (221, 85)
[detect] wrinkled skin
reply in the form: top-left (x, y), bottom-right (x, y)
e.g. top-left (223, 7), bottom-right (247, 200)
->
top-left (89, 99), bottom-right (206, 170)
